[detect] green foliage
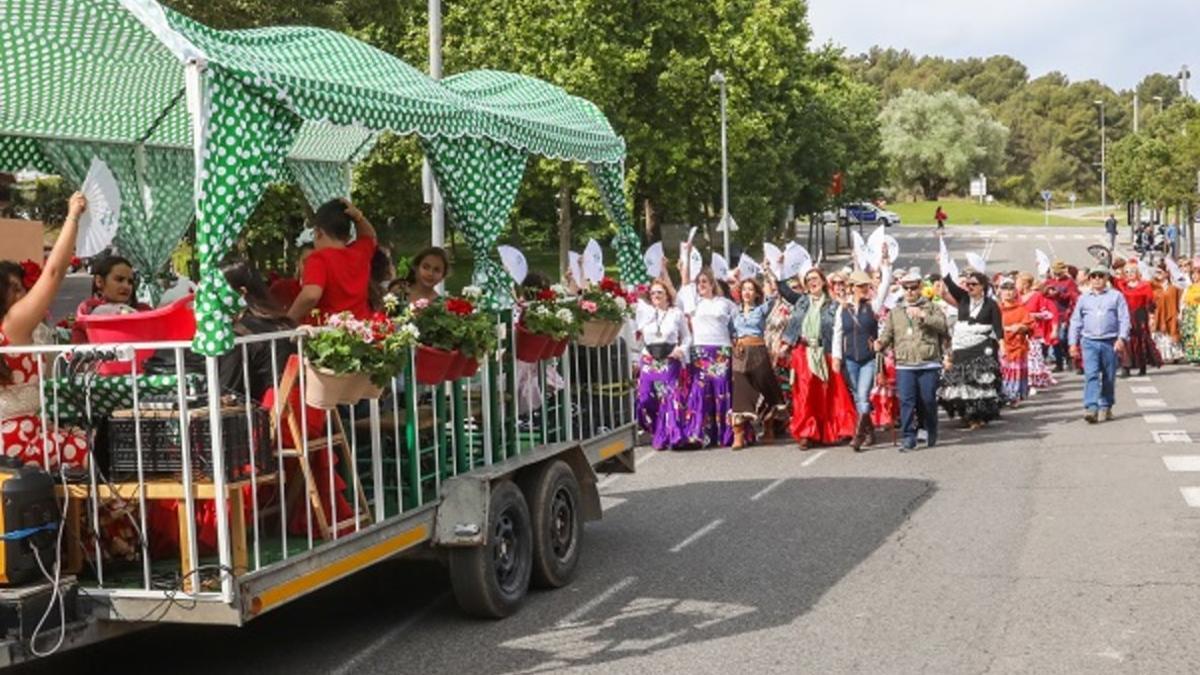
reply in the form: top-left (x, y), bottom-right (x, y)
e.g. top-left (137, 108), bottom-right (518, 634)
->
top-left (879, 89), bottom-right (1009, 199)
top-left (4, 176), bottom-right (72, 225)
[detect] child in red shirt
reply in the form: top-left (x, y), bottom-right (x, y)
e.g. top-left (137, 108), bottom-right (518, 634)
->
top-left (287, 199), bottom-right (377, 323)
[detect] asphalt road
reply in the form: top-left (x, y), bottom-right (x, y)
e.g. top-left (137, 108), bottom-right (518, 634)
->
top-left (20, 225), bottom-right (1200, 674)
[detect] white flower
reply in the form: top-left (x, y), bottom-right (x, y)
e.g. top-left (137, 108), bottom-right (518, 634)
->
top-left (535, 305), bottom-right (552, 317)
top-left (383, 293), bottom-right (400, 311)
top-left (550, 283), bottom-right (568, 296)
top-left (556, 308), bottom-right (575, 323)
top-left (614, 296), bottom-right (628, 311)
top-left (462, 285), bottom-right (483, 299)
top-left (400, 324), bottom-right (421, 341)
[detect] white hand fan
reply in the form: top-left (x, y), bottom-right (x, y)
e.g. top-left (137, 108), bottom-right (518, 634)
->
top-left (497, 245), bottom-right (528, 286)
top-left (568, 251), bottom-right (583, 284)
top-left (850, 231), bottom-right (869, 271)
top-left (1166, 257), bottom-right (1188, 287)
top-left (710, 252), bottom-right (730, 282)
top-left (583, 239), bottom-right (605, 284)
top-left (763, 242), bottom-right (783, 277)
top-left (76, 157), bottom-right (122, 257)
top-left (783, 242), bottom-right (813, 280)
top-left (737, 253), bottom-right (763, 279)
top-left (938, 236), bottom-right (959, 279)
top-left (643, 242), bottom-right (665, 279)
top-left (868, 235), bottom-right (899, 270)
top-left (965, 252), bottom-right (987, 274)
top-left (1035, 249), bottom-right (1051, 278)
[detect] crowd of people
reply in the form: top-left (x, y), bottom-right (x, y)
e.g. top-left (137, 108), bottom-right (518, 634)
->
top-left (631, 235), bottom-right (1200, 453)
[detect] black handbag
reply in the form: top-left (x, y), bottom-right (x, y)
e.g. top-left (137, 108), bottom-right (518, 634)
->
top-left (645, 343), bottom-right (675, 361)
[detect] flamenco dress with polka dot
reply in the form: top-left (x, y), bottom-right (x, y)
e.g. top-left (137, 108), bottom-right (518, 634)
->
top-left (0, 333), bottom-right (88, 470)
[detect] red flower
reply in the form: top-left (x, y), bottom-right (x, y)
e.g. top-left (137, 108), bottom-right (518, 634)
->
top-left (19, 260), bottom-right (40, 291)
top-left (599, 277), bottom-right (621, 294)
top-left (446, 298), bottom-right (474, 316)
top-left (537, 289), bottom-right (557, 302)
top-left (70, 256), bottom-right (82, 269)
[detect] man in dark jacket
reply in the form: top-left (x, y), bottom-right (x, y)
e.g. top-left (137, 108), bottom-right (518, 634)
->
top-left (1104, 213), bottom-right (1118, 251)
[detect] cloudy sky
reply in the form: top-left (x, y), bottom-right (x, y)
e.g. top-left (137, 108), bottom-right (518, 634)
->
top-left (808, 0), bottom-right (1200, 91)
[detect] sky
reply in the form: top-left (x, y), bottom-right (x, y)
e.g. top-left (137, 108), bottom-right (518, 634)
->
top-left (808, 0), bottom-right (1200, 92)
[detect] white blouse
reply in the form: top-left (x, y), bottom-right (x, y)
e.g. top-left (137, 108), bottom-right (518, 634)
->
top-left (676, 284), bottom-right (736, 347)
top-left (635, 301), bottom-right (691, 352)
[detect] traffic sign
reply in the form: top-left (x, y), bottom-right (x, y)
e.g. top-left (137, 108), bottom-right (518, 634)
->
top-left (1041, 190), bottom-right (1053, 202)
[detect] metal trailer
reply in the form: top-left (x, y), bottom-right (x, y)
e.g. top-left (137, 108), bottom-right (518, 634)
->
top-left (0, 317), bottom-right (637, 666)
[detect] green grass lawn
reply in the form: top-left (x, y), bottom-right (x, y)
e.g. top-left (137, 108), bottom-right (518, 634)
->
top-left (886, 199), bottom-right (1095, 227)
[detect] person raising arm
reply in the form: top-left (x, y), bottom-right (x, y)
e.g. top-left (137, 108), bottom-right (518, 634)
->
top-left (288, 198), bottom-right (378, 323)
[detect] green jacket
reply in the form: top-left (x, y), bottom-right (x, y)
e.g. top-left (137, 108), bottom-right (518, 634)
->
top-left (877, 297), bottom-right (949, 365)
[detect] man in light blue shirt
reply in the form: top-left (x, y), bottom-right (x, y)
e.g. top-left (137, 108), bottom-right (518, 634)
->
top-left (1068, 266), bottom-right (1130, 423)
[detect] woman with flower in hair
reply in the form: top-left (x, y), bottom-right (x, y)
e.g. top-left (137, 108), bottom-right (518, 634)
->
top-left (1017, 272), bottom-right (1058, 391)
top-left (1114, 262), bottom-right (1161, 377)
top-left (634, 277), bottom-right (691, 450)
top-left (675, 244), bottom-right (737, 448)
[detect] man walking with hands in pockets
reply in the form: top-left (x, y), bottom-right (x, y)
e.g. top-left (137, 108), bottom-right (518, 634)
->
top-left (1068, 265), bottom-right (1130, 423)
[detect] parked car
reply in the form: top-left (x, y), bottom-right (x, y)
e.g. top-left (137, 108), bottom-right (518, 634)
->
top-left (841, 202), bottom-right (900, 227)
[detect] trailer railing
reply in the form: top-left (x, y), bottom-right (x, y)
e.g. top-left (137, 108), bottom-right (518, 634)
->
top-left (3, 315), bottom-right (635, 625)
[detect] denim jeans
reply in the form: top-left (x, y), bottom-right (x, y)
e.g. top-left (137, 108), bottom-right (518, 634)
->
top-left (1081, 338), bottom-right (1117, 411)
top-left (896, 366), bottom-right (941, 446)
top-left (843, 358), bottom-right (877, 415)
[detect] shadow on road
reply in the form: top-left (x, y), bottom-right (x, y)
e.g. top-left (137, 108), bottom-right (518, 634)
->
top-left (13, 477), bottom-right (936, 675)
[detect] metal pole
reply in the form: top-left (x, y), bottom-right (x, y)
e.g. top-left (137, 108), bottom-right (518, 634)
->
top-left (718, 75), bottom-right (730, 262)
top-left (428, 0), bottom-right (445, 252)
top-left (1098, 101), bottom-right (1107, 216)
top-left (1133, 93), bottom-right (1139, 133)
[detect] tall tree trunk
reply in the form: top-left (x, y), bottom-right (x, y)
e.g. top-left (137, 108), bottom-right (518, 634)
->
top-left (643, 197), bottom-right (658, 242)
top-left (557, 182), bottom-right (572, 279)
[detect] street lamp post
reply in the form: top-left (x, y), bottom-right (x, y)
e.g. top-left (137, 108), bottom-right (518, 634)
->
top-left (1153, 95), bottom-right (1164, 114)
top-left (1180, 65), bottom-right (1192, 99)
top-left (1095, 99), bottom-right (1107, 225)
top-left (710, 70), bottom-right (730, 262)
top-left (428, 0), bottom-right (445, 255)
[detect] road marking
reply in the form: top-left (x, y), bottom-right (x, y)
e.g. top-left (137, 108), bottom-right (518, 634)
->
top-left (750, 478), bottom-right (787, 502)
top-left (601, 496), bottom-right (628, 510)
top-left (1131, 386), bottom-right (1159, 394)
top-left (1179, 487), bottom-right (1200, 508)
top-left (1136, 399), bottom-right (1168, 408)
top-left (1144, 413), bottom-right (1178, 424)
top-left (1163, 456), bottom-right (1200, 471)
top-left (555, 575), bottom-right (637, 627)
top-left (1152, 430), bottom-right (1193, 443)
top-left (995, 234), bottom-right (1009, 240)
top-left (1129, 376), bottom-right (1153, 382)
top-left (1054, 234), bottom-right (1066, 240)
top-left (1017, 234), bottom-right (1028, 239)
top-left (669, 519), bottom-right (724, 553)
top-left (330, 592), bottom-right (452, 675)
top-left (801, 449), bottom-right (828, 467)
top-left (1073, 234), bottom-right (1085, 240)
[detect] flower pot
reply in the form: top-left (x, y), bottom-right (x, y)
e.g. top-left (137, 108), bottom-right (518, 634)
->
top-left (460, 356), bottom-right (481, 378)
top-left (606, 320), bottom-right (625, 344)
top-left (305, 365), bottom-right (362, 410)
top-left (415, 345), bottom-right (455, 385)
top-left (548, 338), bottom-right (569, 358)
top-left (515, 325), bottom-right (550, 363)
top-left (444, 350), bottom-right (468, 381)
top-left (359, 378), bottom-right (385, 399)
top-left (577, 319), bottom-right (621, 348)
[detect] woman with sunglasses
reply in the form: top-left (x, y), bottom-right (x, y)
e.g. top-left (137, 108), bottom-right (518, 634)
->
top-left (633, 276), bottom-right (691, 450)
top-left (938, 260), bottom-right (1004, 431)
top-left (775, 267), bottom-right (857, 449)
top-left (677, 244), bottom-right (737, 447)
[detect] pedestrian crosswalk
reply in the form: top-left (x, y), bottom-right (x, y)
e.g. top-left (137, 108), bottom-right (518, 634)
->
top-left (1131, 374), bottom-right (1200, 508)
top-left (889, 230), bottom-right (1095, 241)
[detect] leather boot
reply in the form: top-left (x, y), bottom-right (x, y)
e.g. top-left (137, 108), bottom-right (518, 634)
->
top-left (732, 424), bottom-right (746, 451)
top-left (850, 415), bottom-right (867, 452)
top-left (864, 418), bottom-right (877, 447)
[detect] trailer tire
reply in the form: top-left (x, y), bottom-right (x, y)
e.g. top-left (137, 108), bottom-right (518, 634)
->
top-left (449, 480), bottom-right (533, 619)
top-left (525, 460), bottom-right (583, 589)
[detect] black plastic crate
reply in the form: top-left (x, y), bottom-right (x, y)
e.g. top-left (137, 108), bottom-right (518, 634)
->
top-left (108, 406), bottom-right (270, 481)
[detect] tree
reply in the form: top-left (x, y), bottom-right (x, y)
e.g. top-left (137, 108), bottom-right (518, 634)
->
top-left (879, 89), bottom-right (1008, 199)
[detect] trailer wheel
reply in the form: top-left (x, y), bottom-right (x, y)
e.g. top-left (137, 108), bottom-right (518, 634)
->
top-left (449, 480), bottom-right (533, 618)
top-left (525, 460), bottom-right (583, 589)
